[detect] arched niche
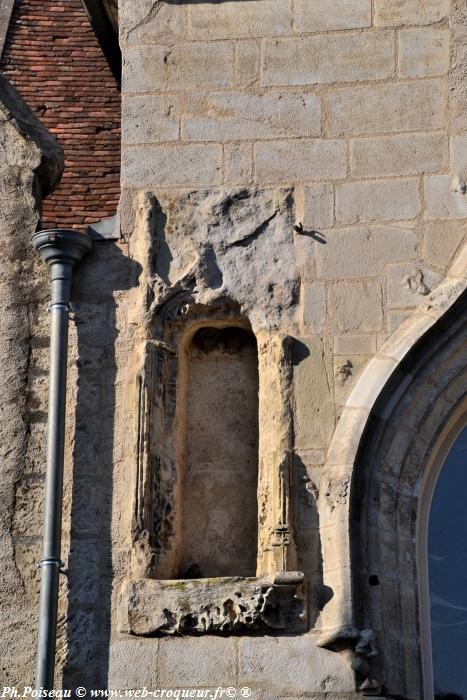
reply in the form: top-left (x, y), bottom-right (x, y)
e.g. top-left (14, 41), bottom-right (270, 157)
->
top-left (317, 245), bottom-right (467, 697)
top-left (122, 300), bottom-right (305, 635)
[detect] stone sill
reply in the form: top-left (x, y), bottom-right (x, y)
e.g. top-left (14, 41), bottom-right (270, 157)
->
top-left (119, 571), bottom-right (306, 636)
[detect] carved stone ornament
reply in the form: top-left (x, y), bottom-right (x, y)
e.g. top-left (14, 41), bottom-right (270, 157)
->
top-left (317, 626), bottom-right (380, 695)
top-left (120, 572), bottom-right (306, 635)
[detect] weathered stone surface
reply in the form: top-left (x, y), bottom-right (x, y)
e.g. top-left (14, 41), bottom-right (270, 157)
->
top-left (350, 133), bottom-right (448, 178)
top-left (188, 0), bottom-right (293, 40)
top-left (235, 40), bottom-right (260, 87)
top-left (316, 227), bottom-right (417, 278)
top-left (329, 281), bottom-right (383, 332)
top-left (122, 44), bottom-right (233, 92)
top-left (223, 143), bottom-right (253, 185)
top-left (374, 0), bottom-right (449, 26)
top-left (121, 573), bottom-right (306, 635)
top-left (301, 282), bottom-right (326, 333)
top-left (108, 640), bottom-right (159, 689)
top-left (328, 79), bottom-right (446, 136)
top-left (387, 263), bottom-right (443, 308)
top-left (451, 133), bottom-right (467, 176)
top-left (182, 91), bottom-right (321, 140)
top-left (423, 221), bottom-right (467, 271)
top-left (254, 140), bottom-right (346, 184)
top-left (334, 334), bottom-right (376, 356)
top-left (158, 637), bottom-right (237, 687)
top-left (122, 95), bottom-right (179, 145)
top-left (336, 179), bottom-right (420, 224)
top-left (239, 637), bottom-right (355, 693)
top-left (262, 31), bottom-right (394, 87)
top-left (398, 27), bottom-right (450, 79)
top-left (294, 0), bottom-right (371, 32)
top-left (302, 183), bottom-right (334, 230)
top-left (425, 175), bottom-right (467, 219)
top-left (0, 76), bottom-right (63, 686)
top-left (119, 0), bottom-right (185, 45)
top-left (122, 144), bottom-right (223, 188)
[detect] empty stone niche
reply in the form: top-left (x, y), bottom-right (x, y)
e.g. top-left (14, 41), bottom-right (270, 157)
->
top-left (124, 314), bottom-right (305, 635)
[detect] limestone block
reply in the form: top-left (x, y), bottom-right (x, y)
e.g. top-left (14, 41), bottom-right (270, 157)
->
top-left (316, 226), bottom-right (417, 278)
top-left (422, 221), bottom-right (466, 271)
top-left (387, 263), bottom-right (443, 308)
top-left (374, 0), bottom-right (449, 26)
top-left (425, 175), bottom-right (467, 219)
top-left (122, 144), bottom-right (223, 188)
top-left (350, 133), bottom-right (447, 178)
top-left (223, 143), bottom-right (253, 185)
top-left (293, 336), bottom-right (334, 449)
top-left (301, 282), bottom-right (326, 333)
top-left (451, 133), bottom-right (467, 176)
top-left (121, 574), bottom-right (306, 635)
top-left (336, 179), bottom-right (420, 224)
top-left (122, 43), bottom-right (233, 92)
top-left (328, 79), bottom-right (446, 136)
top-left (334, 335), bottom-right (376, 356)
top-left (108, 640), bottom-right (159, 689)
top-left (239, 637), bottom-right (354, 693)
top-left (329, 280), bottom-right (383, 332)
top-left (119, 0), bottom-right (185, 44)
top-left (188, 0), bottom-right (293, 40)
top-left (254, 139), bottom-right (346, 184)
top-left (294, 0), bottom-right (371, 32)
top-left (261, 31), bottom-right (395, 87)
top-left (334, 355), bottom-right (370, 407)
top-left (235, 40), bottom-right (260, 87)
top-left (303, 183), bottom-right (334, 230)
top-left (122, 95), bottom-right (179, 145)
top-left (158, 637), bottom-right (237, 686)
top-left (182, 92), bottom-right (321, 141)
top-left (398, 28), bottom-right (450, 79)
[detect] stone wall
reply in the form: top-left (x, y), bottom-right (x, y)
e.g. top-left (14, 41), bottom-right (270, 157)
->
top-left (2, 1), bottom-right (467, 698)
top-left (110, 1), bottom-right (467, 698)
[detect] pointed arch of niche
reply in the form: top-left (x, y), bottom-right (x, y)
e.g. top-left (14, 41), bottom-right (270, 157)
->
top-left (315, 244), bottom-right (467, 697)
top-left (121, 297), bottom-right (306, 635)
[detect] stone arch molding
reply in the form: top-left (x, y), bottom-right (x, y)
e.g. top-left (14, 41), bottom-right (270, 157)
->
top-left (317, 243), bottom-right (467, 697)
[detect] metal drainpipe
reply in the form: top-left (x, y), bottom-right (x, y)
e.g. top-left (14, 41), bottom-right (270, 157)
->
top-left (32, 229), bottom-right (93, 689)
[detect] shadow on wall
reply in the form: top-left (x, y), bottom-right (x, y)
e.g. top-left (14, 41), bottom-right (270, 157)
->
top-left (62, 242), bottom-right (141, 690)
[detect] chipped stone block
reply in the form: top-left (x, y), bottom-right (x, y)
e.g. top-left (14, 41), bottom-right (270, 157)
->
top-left (122, 144), bottom-right (223, 188)
top-left (122, 44), bottom-right (233, 93)
top-left (425, 175), bottom-right (467, 220)
top-left (182, 92), bottom-right (321, 141)
top-left (294, 0), bottom-right (371, 32)
top-left (316, 226), bottom-right (417, 278)
top-left (350, 133), bottom-right (447, 178)
top-left (254, 139), bottom-right (346, 184)
top-left (301, 282), bottom-right (326, 334)
top-left (334, 356), bottom-right (370, 407)
top-left (374, 0), bottom-right (449, 27)
top-left (120, 573), bottom-right (306, 635)
top-left (336, 179), bottom-right (420, 224)
top-left (187, 0), bottom-right (293, 40)
top-left (328, 79), bottom-right (446, 136)
top-left (422, 221), bottom-right (466, 271)
top-left (329, 280), bottom-right (383, 332)
top-left (398, 27), bottom-right (450, 79)
top-left (303, 183), bottom-right (334, 230)
top-left (262, 31), bottom-right (394, 87)
top-left (122, 95), bottom-right (179, 145)
top-left (387, 263), bottom-right (443, 308)
top-left (224, 143), bottom-right (253, 186)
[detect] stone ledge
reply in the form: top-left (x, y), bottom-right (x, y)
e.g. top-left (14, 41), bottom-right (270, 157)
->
top-left (120, 572), bottom-right (306, 636)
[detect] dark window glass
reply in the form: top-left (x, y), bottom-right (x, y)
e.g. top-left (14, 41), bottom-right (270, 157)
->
top-left (429, 426), bottom-right (467, 700)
